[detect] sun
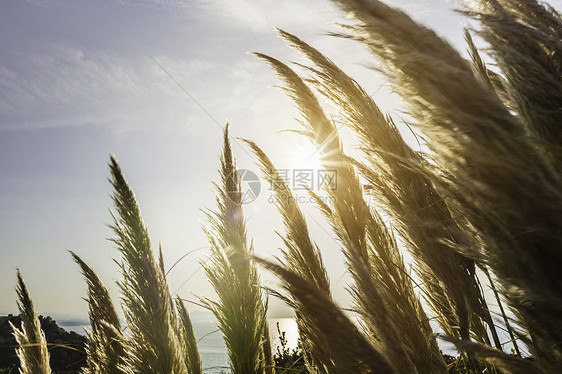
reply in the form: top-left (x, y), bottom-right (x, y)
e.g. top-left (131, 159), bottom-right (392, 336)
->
top-left (282, 140), bottom-right (330, 193)
top-left (287, 140), bottom-right (324, 172)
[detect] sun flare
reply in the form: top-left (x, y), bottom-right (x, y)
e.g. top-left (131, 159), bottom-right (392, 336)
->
top-left (287, 140), bottom-right (324, 172)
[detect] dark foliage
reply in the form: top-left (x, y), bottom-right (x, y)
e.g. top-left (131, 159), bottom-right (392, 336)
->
top-left (273, 323), bottom-right (309, 374)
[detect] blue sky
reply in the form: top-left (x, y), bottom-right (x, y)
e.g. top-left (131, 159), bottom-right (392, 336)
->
top-left (0, 0), bottom-right (528, 318)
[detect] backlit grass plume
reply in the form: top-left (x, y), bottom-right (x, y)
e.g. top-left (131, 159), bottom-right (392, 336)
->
top-left (464, 0), bottom-right (562, 162)
top-left (70, 251), bottom-right (124, 374)
top-left (255, 257), bottom-right (395, 374)
top-left (175, 296), bottom-right (202, 374)
top-left (463, 29), bottom-right (510, 107)
top-left (331, 0), bottom-right (562, 369)
top-left (108, 155), bottom-right (189, 374)
top-left (202, 125), bottom-right (273, 374)
top-left (6, 1), bottom-right (562, 373)
top-left (243, 139), bottom-right (330, 295)
top-left (10, 269), bottom-right (52, 374)
top-left (243, 139), bottom-right (333, 373)
top-left (254, 52), bottom-right (446, 373)
top-left (275, 29), bottom-right (500, 352)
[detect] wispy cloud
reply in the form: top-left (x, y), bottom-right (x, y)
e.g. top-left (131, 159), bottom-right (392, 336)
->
top-left (113, 0), bottom-right (342, 33)
top-left (114, 0), bottom-right (195, 12)
top-left (0, 43), bottom-right (224, 133)
top-left (17, 0), bottom-right (61, 6)
top-left (196, 0), bottom-right (341, 32)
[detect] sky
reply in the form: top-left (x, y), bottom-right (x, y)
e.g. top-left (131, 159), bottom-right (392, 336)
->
top-left (3, 0), bottom-right (552, 319)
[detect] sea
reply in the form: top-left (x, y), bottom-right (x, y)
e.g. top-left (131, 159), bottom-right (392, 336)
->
top-left (55, 315), bottom-right (299, 374)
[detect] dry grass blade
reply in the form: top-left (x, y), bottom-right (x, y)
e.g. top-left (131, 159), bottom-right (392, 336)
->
top-left (10, 269), bottom-right (52, 374)
top-left (441, 335), bottom-right (544, 374)
top-left (70, 251), bottom-right (124, 374)
top-left (202, 125), bottom-right (272, 374)
top-left (255, 257), bottom-right (395, 374)
top-left (108, 155), bottom-right (188, 374)
top-left (463, 28), bottom-right (510, 105)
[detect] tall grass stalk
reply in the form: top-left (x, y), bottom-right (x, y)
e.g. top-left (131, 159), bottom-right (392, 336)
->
top-left (276, 29), bottom-right (499, 351)
top-left (254, 51), bottom-right (446, 373)
top-left (464, 0), bottom-right (562, 163)
top-left (70, 252), bottom-right (124, 374)
top-left (175, 296), bottom-right (202, 374)
top-left (108, 155), bottom-right (189, 373)
top-left (255, 258), bottom-right (394, 374)
top-left (10, 270), bottom-right (52, 374)
top-left (243, 139), bottom-right (333, 373)
top-left (202, 125), bottom-right (272, 374)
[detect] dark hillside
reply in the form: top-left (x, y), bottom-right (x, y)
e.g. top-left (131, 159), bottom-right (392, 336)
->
top-left (0, 315), bottom-right (86, 373)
